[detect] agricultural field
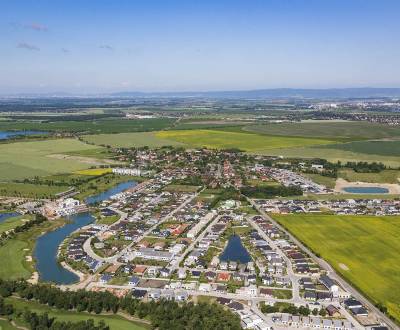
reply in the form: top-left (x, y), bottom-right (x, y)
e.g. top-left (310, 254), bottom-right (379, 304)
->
top-left (156, 129), bottom-right (334, 151)
top-left (5, 297), bottom-right (149, 330)
top-left (75, 168), bottom-right (113, 176)
top-left (244, 121), bottom-right (400, 140)
top-left (0, 182), bottom-right (67, 199)
top-left (338, 169), bottom-right (400, 184)
top-left (82, 132), bottom-right (185, 148)
top-left (273, 214), bottom-right (400, 322)
top-left (264, 146), bottom-right (400, 167)
top-left (0, 118), bottom-right (175, 134)
top-left (325, 140), bottom-right (400, 157)
top-left (0, 139), bottom-right (105, 181)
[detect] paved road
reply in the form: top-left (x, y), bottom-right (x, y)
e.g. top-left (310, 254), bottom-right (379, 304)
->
top-left (248, 198), bottom-right (397, 330)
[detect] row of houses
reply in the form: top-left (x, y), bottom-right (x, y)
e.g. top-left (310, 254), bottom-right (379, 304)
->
top-left (272, 314), bottom-right (353, 329)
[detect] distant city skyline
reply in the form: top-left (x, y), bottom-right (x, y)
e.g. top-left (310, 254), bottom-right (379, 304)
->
top-left (1, 0), bottom-right (400, 93)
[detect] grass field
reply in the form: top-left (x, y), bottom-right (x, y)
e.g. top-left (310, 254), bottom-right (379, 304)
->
top-left (163, 184), bottom-right (201, 192)
top-left (244, 121), bottom-right (400, 140)
top-left (82, 132), bottom-right (185, 148)
top-left (0, 219), bottom-right (65, 280)
top-left (0, 214), bottom-right (34, 235)
top-left (338, 169), bottom-right (400, 184)
top-left (5, 297), bottom-right (148, 330)
top-left (0, 319), bottom-right (16, 330)
top-left (326, 140), bottom-right (400, 157)
top-left (0, 139), bottom-right (104, 181)
top-left (0, 118), bottom-right (175, 134)
top-left (302, 173), bottom-right (337, 189)
top-left (273, 214), bottom-right (400, 322)
top-left (156, 129), bottom-right (334, 151)
top-left (263, 146), bottom-right (400, 167)
top-left (0, 182), bottom-right (67, 198)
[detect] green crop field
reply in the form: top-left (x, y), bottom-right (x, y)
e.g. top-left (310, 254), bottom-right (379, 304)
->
top-left (263, 146), bottom-right (400, 167)
top-left (273, 214), bottom-right (400, 322)
top-left (0, 139), bottom-right (105, 181)
top-left (6, 298), bottom-right (149, 330)
top-left (0, 182), bottom-right (67, 198)
top-left (244, 121), bottom-right (400, 140)
top-left (82, 132), bottom-right (185, 148)
top-left (0, 118), bottom-right (175, 134)
top-left (325, 140), bottom-right (400, 157)
top-left (156, 129), bottom-right (334, 151)
top-left (338, 169), bottom-right (400, 184)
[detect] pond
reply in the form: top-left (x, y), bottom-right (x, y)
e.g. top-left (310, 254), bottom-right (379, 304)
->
top-left (343, 186), bottom-right (389, 194)
top-left (0, 212), bottom-right (20, 224)
top-left (219, 235), bottom-right (252, 263)
top-left (34, 180), bottom-right (137, 284)
top-left (0, 130), bottom-right (48, 140)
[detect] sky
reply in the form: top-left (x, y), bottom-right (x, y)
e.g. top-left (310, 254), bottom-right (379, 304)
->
top-left (1, 0), bottom-right (400, 94)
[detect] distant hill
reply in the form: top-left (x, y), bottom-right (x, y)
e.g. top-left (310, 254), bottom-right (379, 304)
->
top-left (110, 88), bottom-right (400, 99)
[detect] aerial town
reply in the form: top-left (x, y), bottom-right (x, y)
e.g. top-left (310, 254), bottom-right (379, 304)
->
top-left (8, 147), bottom-right (394, 330)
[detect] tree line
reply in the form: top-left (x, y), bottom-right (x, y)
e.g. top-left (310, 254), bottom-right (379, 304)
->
top-left (0, 279), bottom-right (241, 330)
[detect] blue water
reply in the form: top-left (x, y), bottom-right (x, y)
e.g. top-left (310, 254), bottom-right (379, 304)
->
top-left (34, 212), bottom-right (94, 284)
top-left (34, 180), bottom-right (137, 284)
top-left (0, 130), bottom-right (48, 140)
top-left (85, 181), bottom-right (136, 205)
top-left (219, 235), bottom-right (252, 263)
top-left (343, 186), bottom-right (389, 194)
top-left (0, 212), bottom-right (20, 224)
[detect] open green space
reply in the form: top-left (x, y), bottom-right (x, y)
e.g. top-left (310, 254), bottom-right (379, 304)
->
top-left (273, 214), bottom-right (400, 322)
top-left (82, 132), bottom-right (185, 148)
top-left (163, 184), bottom-right (201, 192)
top-left (5, 297), bottom-right (148, 330)
top-left (302, 173), bottom-right (337, 189)
top-left (0, 118), bottom-right (175, 134)
top-left (156, 129), bottom-right (334, 151)
top-left (0, 319), bottom-right (16, 330)
top-left (0, 182), bottom-right (67, 199)
top-left (0, 139), bottom-right (105, 181)
top-left (325, 140), bottom-right (400, 157)
top-left (263, 146), bottom-right (400, 167)
top-left (0, 219), bottom-right (65, 280)
top-left (0, 214), bottom-right (34, 235)
top-left (244, 121), bottom-right (400, 140)
top-left (338, 169), bottom-right (400, 184)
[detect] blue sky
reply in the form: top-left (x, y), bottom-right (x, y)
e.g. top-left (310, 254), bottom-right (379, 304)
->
top-left (1, 0), bottom-right (399, 93)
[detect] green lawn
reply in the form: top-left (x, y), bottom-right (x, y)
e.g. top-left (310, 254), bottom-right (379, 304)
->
top-left (0, 319), bottom-right (17, 330)
top-left (156, 129), bottom-right (334, 151)
top-left (5, 297), bottom-right (149, 330)
top-left (0, 139), bottom-right (104, 181)
top-left (273, 214), bottom-right (400, 322)
top-left (0, 214), bottom-right (34, 235)
top-left (0, 219), bottom-right (65, 280)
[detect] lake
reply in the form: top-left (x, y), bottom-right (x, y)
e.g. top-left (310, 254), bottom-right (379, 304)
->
top-left (34, 180), bottom-right (137, 284)
top-left (343, 186), bottom-right (389, 194)
top-left (219, 235), bottom-right (252, 263)
top-left (0, 130), bottom-right (48, 140)
top-left (0, 212), bottom-right (20, 224)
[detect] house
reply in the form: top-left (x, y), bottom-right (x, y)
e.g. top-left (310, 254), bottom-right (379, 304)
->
top-left (326, 305), bottom-right (341, 317)
top-left (153, 241), bottom-right (166, 250)
top-left (133, 265), bottom-right (147, 275)
top-left (146, 267), bottom-right (159, 277)
top-left (219, 261), bottom-right (228, 270)
top-left (174, 290), bottom-right (188, 301)
top-left (217, 272), bottom-right (231, 282)
top-left (228, 301), bottom-right (244, 311)
top-left (132, 289), bottom-right (147, 299)
top-left (262, 276), bottom-right (273, 286)
top-left (148, 289), bottom-right (161, 300)
top-left (320, 275), bottom-right (339, 297)
top-left (199, 283), bottom-right (211, 292)
top-left (191, 270), bottom-right (201, 278)
top-left (216, 297), bottom-right (231, 305)
top-left (177, 268), bottom-right (187, 279)
top-left (204, 271), bottom-right (216, 281)
top-left (128, 276), bottom-right (140, 287)
top-left (247, 274), bottom-right (257, 284)
top-left (100, 274), bottom-right (112, 284)
top-left (159, 267), bottom-right (171, 277)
